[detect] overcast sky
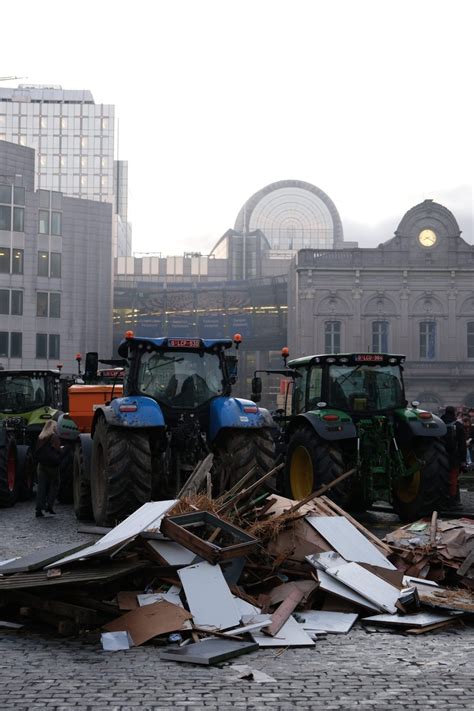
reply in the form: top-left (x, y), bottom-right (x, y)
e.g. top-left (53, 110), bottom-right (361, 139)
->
top-left (2, 0), bottom-right (473, 253)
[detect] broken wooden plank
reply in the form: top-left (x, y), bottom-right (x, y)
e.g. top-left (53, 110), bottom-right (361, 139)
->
top-left (405, 618), bottom-right (463, 634)
top-left (285, 468), bottom-right (356, 514)
top-left (0, 560), bottom-right (147, 591)
top-left (218, 463), bottom-right (284, 514)
top-left (264, 586), bottom-right (305, 636)
top-left (457, 549), bottom-right (474, 578)
top-left (430, 510), bottom-right (438, 545)
top-left (178, 453), bottom-right (214, 498)
top-left (12, 591), bottom-right (99, 626)
top-left (0, 543), bottom-right (91, 574)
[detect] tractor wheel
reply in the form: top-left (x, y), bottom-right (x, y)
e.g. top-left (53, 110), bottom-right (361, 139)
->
top-left (0, 434), bottom-right (20, 507)
top-left (90, 418), bottom-right (152, 526)
top-left (73, 436), bottom-right (93, 521)
top-left (284, 428), bottom-right (346, 503)
top-left (392, 438), bottom-right (449, 521)
top-left (17, 445), bottom-right (36, 501)
top-left (213, 428), bottom-right (275, 494)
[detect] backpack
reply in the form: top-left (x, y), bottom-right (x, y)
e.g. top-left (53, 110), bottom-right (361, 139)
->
top-left (34, 440), bottom-right (60, 468)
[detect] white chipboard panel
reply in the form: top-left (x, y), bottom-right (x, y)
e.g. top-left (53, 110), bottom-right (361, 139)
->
top-left (298, 610), bottom-right (358, 634)
top-left (178, 561), bottom-right (241, 630)
top-left (326, 562), bottom-right (401, 614)
top-left (317, 569), bottom-right (379, 612)
top-left (49, 501), bottom-right (178, 567)
top-left (250, 615), bottom-right (315, 647)
top-left (306, 516), bottom-right (396, 570)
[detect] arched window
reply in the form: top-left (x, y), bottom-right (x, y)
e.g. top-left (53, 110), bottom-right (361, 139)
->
top-left (325, 321), bottom-right (341, 354)
top-left (468, 322), bottom-right (474, 359)
top-left (372, 321), bottom-right (389, 353)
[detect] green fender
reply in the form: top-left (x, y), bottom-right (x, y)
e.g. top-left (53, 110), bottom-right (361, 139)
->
top-left (393, 408), bottom-right (446, 438)
top-left (288, 409), bottom-right (357, 441)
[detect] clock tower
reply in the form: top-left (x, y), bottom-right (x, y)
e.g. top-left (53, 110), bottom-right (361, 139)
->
top-left (386, 199), bottom-right (468, 266)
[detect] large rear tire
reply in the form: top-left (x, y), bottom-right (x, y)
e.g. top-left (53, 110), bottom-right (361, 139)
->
top-left (284, 427), bottom-right (346, 503)
top-left (17, 445), bottom-right (36, 501)
top-left (73, 435), bottom-right (93, 521)
top-left (392, 438), bottom-right (450, 521)
top-left (213, 428), bottom-right (275, 494)
top-left (0, 434), bottom-right (20, 507)
top-left (57, 443), bottom-right (74, 504)
top-left (90, 418), bottom-right (152, 526)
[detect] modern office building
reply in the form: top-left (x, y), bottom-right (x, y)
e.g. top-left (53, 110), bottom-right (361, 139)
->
top-left (288, 200), bottom-right (474, 409)
top-left (0, 140), bottom-right (113, 368)
top-left (0, 84), bottom-right (131, 257)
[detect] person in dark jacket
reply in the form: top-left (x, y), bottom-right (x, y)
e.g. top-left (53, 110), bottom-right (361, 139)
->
top-left (35, 420), bottom-right (61, 517)
top-left (440, 406), bottom-right (466, 509)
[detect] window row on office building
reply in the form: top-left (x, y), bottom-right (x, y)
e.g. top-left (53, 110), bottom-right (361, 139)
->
top-left (0, 140), bottom-right (113, 369)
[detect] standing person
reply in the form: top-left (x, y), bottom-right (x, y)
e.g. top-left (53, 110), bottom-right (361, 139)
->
top-left (35, 420), bottom-right (61, 518)
top-left (463, 414), bottom-right (473, 467)
top-left (440, 406), bottom-right (466, 509)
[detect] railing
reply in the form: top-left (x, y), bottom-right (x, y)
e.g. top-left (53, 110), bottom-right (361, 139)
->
top-left (297, 248), bottom-right (474, 269)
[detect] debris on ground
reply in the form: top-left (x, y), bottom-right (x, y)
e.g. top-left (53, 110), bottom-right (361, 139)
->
top-left (1, 469), bottom-right (473, 662)
top-left (384, 516), bottom-right (474, 586)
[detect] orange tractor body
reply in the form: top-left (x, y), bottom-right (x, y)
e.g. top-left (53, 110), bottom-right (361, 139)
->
top-left (67, 384), bottom-right (123, 433)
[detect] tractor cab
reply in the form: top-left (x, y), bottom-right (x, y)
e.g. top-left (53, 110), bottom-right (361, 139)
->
top-left (289, 353), bottom-right (407, 417)
top-left (0, 369), bottom-right (63, 415)
top-left (118, 335), bottom-right (241, 426)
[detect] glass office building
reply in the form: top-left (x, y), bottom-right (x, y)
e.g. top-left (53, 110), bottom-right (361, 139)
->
top-left (113, 276), bottom-right (288, 403)
top-left (0, 85), bottom-right (131, 257)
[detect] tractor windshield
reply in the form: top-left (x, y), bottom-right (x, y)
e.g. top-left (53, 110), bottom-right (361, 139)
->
top-left (327, 363), bottom-right (405, 412)
top-left (137, 349), bottom-right (225, 408)
top-left (0, 374), bottom-right (48, 413)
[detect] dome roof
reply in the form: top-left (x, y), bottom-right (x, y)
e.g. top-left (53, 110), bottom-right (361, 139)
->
top-left (234, 179), bottom-right (344, 251)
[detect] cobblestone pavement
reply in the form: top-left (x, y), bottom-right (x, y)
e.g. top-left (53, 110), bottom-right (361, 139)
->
top-left (1, 500), bottom-right (473, 711)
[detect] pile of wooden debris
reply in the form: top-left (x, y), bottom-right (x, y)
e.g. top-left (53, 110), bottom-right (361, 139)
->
top-left (1, 465), bottom-right (473, 663)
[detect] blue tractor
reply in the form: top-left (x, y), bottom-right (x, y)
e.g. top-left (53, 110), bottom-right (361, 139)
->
top-left (76, 334), bottom-right (275, 525)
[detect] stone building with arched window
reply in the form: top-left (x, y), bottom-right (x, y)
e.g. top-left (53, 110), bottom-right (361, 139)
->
top-left (288, 199), bottom-right (474, 411)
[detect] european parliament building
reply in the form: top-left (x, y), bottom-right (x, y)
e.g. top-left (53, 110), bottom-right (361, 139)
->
top-left (114, 180), bottom-right (474, 411)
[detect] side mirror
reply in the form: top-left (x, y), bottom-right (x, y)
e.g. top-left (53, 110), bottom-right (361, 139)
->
top-left (85, 352), bottom-right (99, 382)
top-left (251, 376), bottom-right (262, 403)
top-left (225, 354), bottom-right (238, 384)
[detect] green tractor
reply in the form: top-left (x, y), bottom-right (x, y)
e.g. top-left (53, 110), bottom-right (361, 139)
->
top-left (252, 352), bottom-right (449, 521)
top-left (0, 369), bottom-right (78, 507)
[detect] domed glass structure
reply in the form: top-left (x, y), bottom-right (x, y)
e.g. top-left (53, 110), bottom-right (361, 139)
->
top-left (234, 179), bottom-right (344, 251)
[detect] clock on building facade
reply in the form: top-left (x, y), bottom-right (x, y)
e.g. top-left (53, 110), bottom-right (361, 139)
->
top-left (418, 228), bottom-right (437, 247)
